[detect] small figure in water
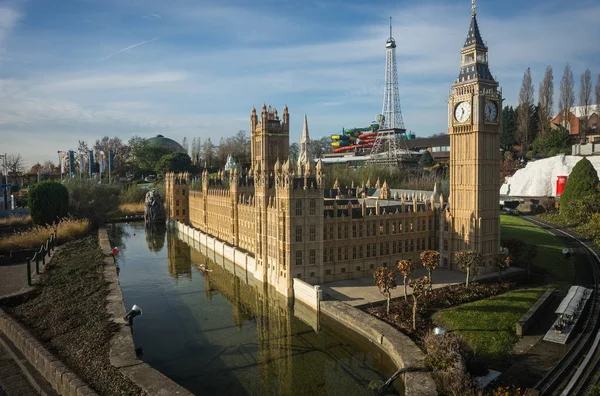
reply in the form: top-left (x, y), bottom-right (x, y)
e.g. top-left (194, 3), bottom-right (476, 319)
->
top-left (199, 264), bottom-right (212, 274)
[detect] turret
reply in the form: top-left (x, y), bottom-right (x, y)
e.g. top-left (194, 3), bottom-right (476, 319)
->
top-left (282, 105), bottom-right (289, 125)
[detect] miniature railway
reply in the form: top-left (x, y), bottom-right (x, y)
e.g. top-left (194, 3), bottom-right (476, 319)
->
top-left (523, 217), bottom-right (600, 395)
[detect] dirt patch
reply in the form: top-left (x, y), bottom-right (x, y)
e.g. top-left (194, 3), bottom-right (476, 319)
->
top-left (0, 235), bottom-right (144, 396)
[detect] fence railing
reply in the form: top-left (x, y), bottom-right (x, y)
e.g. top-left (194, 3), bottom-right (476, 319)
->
top-left (25, 230), bottom-right (57, 286)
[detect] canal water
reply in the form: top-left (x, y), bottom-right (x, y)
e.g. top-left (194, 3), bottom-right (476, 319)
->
top-left (109, 223), bottom-right (400, 396)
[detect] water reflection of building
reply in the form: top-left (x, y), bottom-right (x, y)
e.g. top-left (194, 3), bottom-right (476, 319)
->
top-left (167, 233), bottom-right (192, 279)
top-left (180, 236), bottom-right (327, 395)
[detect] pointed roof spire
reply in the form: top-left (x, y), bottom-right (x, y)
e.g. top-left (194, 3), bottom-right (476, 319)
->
top-left (297, 114), bottom-right (314, 175)
top-left (463, 1), bottom-right (486, 49)
top-left (301, 114), bottom-right (309, 144)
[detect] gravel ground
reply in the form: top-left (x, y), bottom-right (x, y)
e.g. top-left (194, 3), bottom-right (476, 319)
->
top-left (1, 235), bottom-right (145, 396)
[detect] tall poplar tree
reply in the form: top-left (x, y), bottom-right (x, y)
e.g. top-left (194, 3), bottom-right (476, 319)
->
top-left (579, 69), bottom-right (592, 132)
top-left (559, 63), bottom-right (575, 130)
top-left (517, 68), bottom-right (534, 156)
top-left (538, 66), bottom-right (554, 137)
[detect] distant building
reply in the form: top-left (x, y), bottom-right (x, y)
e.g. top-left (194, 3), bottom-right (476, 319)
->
top-left (407, 135), bottom-right (450, 161)
top-left (146, 134), bottom-right (187, 154)
top-left (552, 104), bottom-right (600, 139)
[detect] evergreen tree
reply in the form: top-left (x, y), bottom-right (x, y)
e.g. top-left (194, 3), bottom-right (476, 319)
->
top-left (501, 106), bottom-right (518, 151)
top-left (538, 66), bottom-right (554, 137)
top-left (419, 151), bottom-right (435, 168)
top-left (560, 157), bottom-right (600, 217)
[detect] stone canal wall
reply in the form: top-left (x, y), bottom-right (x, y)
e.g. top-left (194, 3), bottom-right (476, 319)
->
top-left (172, 219), bottom-right (437, 395)
top-left (320, 301), bottom-right (437, 396)
top-left (99, 227), bottom-right (193, 396)
top-left (0, 308), bottom-right (98, 395)
top-left (292, 278), bottom-right (322, 311)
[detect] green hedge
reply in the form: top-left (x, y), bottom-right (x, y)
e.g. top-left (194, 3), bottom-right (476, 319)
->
top-left (27, 181), bottom-right (69, 225)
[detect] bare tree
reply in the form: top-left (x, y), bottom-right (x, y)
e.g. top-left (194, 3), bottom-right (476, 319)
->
top-left (408, 276), bottom-right (429, 331)
top-left (191, 137), bottom-right (200, 165)
top-left (580, 69), bottom-right (592, 132)
top-left (374, 266), bottom-right (397, 315)
top-left (40, 161), bottom-right (56, 177)
top-left (517, 68), bottom-right (534, 156)
top-left (538, 66), bottom-right (554, 137)
top-left (455, 250), bottom-right (483, 287)
top-left (182, 137), bottom-right (189, 155)
top-left (201, 137), bottom-right (215, 168)
top-left (559, 63), bottom-right (575, 130)
top-left (420, 250), bottom-right (440, 290)
top-left (94, 136), bottom-right (130, 170)
top-left (397, 259), bottom-right (414, 300)
top-left (596, 73), bottom-right (600, 108)
top-left (5, 153), bottom-right (25, 176)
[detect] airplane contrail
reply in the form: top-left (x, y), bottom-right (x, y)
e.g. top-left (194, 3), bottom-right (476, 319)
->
top-left (97, 36), bottom-right (163, 61)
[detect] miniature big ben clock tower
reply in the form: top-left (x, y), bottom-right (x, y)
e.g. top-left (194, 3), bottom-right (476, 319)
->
top-left (444, 0), bottom-right (502, 270)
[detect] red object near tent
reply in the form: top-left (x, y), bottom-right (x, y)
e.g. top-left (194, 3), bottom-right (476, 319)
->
top-left (556, 176), bottom-right (568, 196)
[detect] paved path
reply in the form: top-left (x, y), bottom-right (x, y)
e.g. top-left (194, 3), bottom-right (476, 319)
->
top-left (0, 262), bottom-right (31, 297)
top-left (0, 340), bottom-right (37, 396)
top-left (321, 266), bottom-right (524, 307)
top-left (0, 257), bottom-right (55, 396)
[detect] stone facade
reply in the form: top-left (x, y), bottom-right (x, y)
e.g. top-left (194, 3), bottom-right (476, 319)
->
top-left (165, 106), bottom-right (439, 295)
top-left (443, 9), bottom-right (502, 271)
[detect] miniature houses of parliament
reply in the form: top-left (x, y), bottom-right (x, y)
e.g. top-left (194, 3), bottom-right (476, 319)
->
top-left (165, 4), bottom-right (501, 297)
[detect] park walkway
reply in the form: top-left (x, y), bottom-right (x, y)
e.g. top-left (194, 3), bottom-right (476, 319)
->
top-left (0, 262), bottom-right (32, 297)
top-left (321, 266), bottom-right (524, 307)
top-left (0, 259), bottom-right (57, 395)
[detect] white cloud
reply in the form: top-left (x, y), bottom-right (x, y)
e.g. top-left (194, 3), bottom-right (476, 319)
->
top-left (0, 6), bottom-right (20, 45)
top-left (36, 71), bottom-right (188, 92)
top-left (2, 0), bottom-right (599, 167)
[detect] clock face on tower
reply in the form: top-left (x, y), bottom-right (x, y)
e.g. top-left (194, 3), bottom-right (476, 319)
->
top-left (454, 101), bottom-right (471, 123)
top-left (484, 101), bottom-right (498, 121)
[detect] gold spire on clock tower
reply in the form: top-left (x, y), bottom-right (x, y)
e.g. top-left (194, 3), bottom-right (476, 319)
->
top-left (443, 1), bottom-right (502, 270)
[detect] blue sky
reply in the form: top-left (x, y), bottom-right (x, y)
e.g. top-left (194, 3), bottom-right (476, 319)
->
top-left (1, 0), bottom-right (599, 168)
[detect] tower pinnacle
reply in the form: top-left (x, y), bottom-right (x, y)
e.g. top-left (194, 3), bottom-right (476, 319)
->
top-left (297, 114), bottom-right (313, 174)
top-left (471, 0), bottom-right (477, 16)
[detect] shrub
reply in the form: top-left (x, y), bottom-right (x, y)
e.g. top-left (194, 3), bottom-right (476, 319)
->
top-left (562, 195), bottom-right (600, 226)
top-left (525, 150), bottom-right (535, 160)
top-left (419, 151), bottom-right (435, 168)
top-left (120, 186), bottom-right (148, 204)
top-left (28, 181), bottom-right (69, 225)
top-left (423, 332), bottom-right (486, 395)
top-left (64, 179), bottom-right (120, 226)
top-left (560, 157), bottom-right (599, 218)
top-left (539, 197), bottom-right (556, 213)
top-left (503, 151), bottom-right (513, 160)
top-left (119, 203), bottom-right (145, 215)
top-left (0, 218), bottom-right (89, 252)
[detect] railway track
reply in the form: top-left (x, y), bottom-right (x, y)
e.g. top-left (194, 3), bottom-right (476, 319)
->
top-left (523, 217), bottom-right (600, 395)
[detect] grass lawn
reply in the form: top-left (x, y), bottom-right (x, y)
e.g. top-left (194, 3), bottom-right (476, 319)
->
top-left (433, 286), bottom-right (548, 369)
top-left (501, 214), bottom-right (574, 288)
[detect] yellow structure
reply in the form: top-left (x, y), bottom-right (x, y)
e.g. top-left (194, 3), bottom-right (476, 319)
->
top-left (165, 4), bottom-right (502, 291)
top-left (165, 105), bottom-right (439, 295)
top-left (443, 3), bottom-right (502, 270)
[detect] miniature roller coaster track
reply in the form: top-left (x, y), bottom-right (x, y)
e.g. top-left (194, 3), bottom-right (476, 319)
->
top-left (523, 217), bottom-right (600, 395)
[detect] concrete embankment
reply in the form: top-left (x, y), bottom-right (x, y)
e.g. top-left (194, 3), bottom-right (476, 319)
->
top-left (320, 300), bottom-right (437, 396)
